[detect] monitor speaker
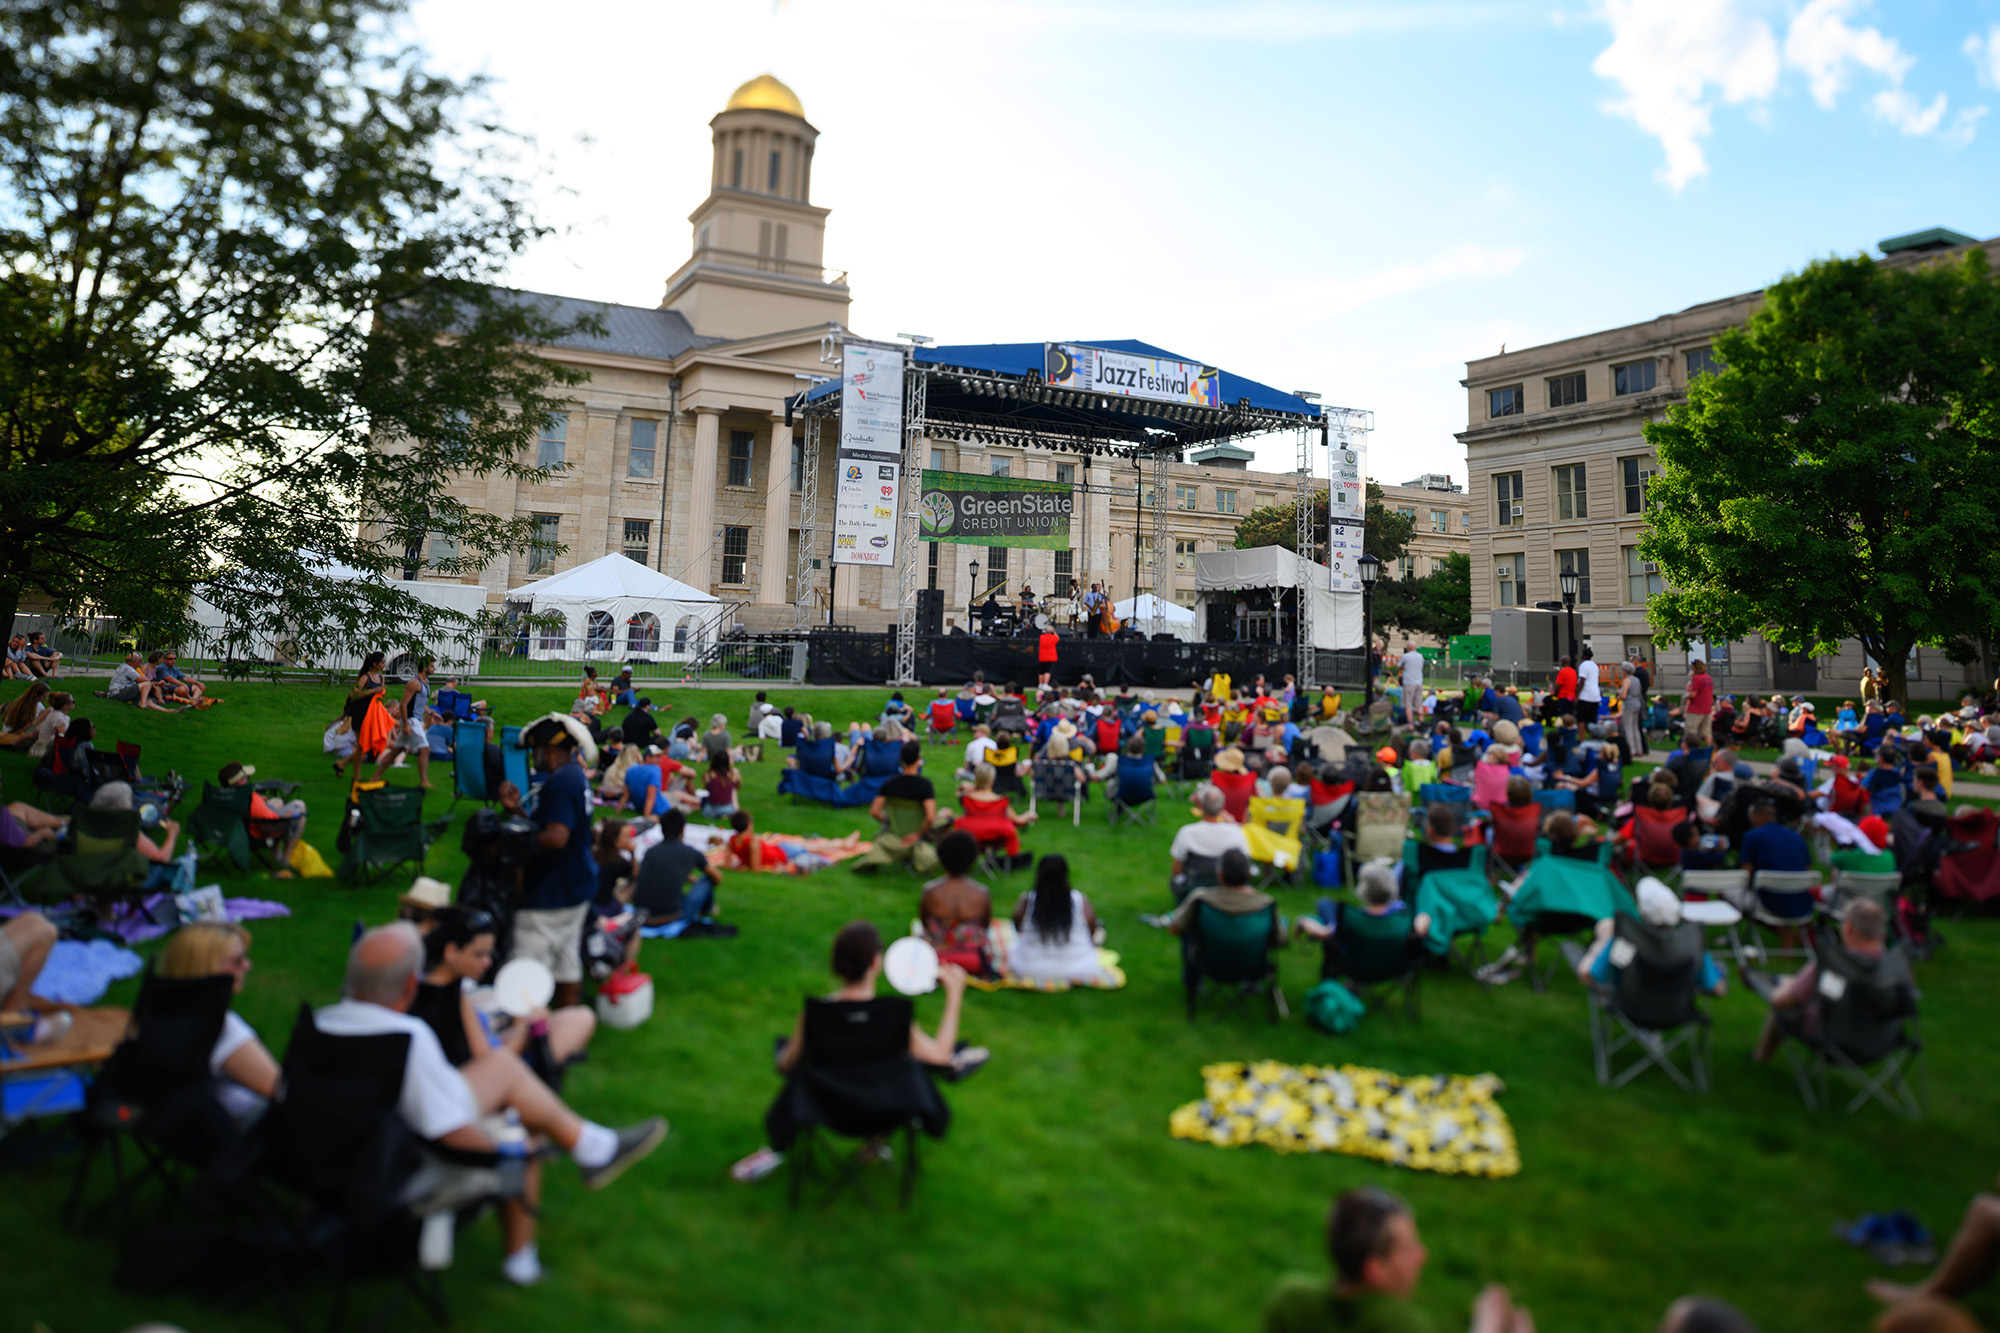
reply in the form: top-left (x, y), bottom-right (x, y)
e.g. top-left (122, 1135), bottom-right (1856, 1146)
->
top-left (915, 588), bottom-right (945, 637)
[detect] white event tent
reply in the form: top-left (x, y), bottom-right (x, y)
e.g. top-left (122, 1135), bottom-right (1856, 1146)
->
top-left (506, 553), bottom-right (721, 662)
top-left (1113, 592), bottom-right (1199, 642)
top-left (1193, 546), bottom-right (1362, 650)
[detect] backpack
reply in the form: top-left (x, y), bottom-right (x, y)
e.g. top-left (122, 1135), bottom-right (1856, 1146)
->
top-left (1305, 980), bottom-right (1366, 1035)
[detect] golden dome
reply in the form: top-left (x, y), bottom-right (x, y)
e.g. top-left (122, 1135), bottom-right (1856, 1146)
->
top-left (723, 74), bottom-right (805, 119)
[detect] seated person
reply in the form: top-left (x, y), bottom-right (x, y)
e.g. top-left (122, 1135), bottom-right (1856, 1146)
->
top-left (1168, 784), bottom-right (1252, 898)
top-left (0, 910), bottom-right (68, 1044)
top-left (1751, 898), bottom-right (1892, 1062)
top-left (1, 634), bottom-right (27, 680)
top-left (90, 781), bottom-right (192, 893)
top-left (25, 689), bottom-right (74, 760)
top-left (156, 920), bottom-right (283, 1121)
top-left (1168, 848), bottom-right (1282, 948)
top-left (1007, 854), bottom-right (1109, 984)
top-left (1308, 763), bottom-right (1357, 834)
top-left (324, 714), bottom-right (357, 762)
top-left (852, 742), bottom-right (941, 876)
top-left (747, 691), bottom-right (777, 737)
top-left (4, 779), bottom-right (66, 850)
top-left (106, 652), bottom-right (176, 712)
top-left (1398, 738), bottom-right (1439, 794)
top-left (1826, 754), bottom-right (1870, 817)
top-left (1209, 747), bottom-right (1258, 822)
top-left (317, 924), bottom-right (666, 1284)
top-left (1260, 763), bottom-right (1309, 802)
top-left (1487, 777), bottom-right (1542, 874)
top-left (1572, 878), bottom-right (1726, 996)
top-left (701, 714), bottom-right (734, 763)
top-left (1294, 859), bottom-right (1432, 961)
top-left (1540, 809), bottom-right (1604, 860)
top-left (1264, 1185), bottom-right (1532, 1333)
top-left (957, 722), bottom-right (997, 782)
top-left (143, 651), bottom-right (196, 707)
top-left (1833, 815), bottom-right (1898, 874)
top-left (417, 904), bottom-right (596, 1073)
top-left (920, 832), bottom-right (995, 976)
top-left (154, 650), bottom-right (204, 703)
top-left (722, 809), bottom-right (847, 874)
top-left (1674, 821), bottom-right (1729, 871)
top-left (779, 708), bottom-right (807, 749)
top-left (628, 808), bottom-right (722, 928)
top-left (701, 752), bottom-right (742, 818)
top-left (1741, 799), bottom-right (1811, 894)
top-left (1413, 803), bottom-right (1471, 880)
top-left (954, 762), bottom-right (1036, 866)
top-left (219, 760), bottom-right (308, 875)
top-left (424, 709), bottom-right (457, 763)
top-left (756, 705), bottom-right (786, 742)
top-left (1618, 781), bottom-right (1687, 874)
top-left (774, 920), bottom-right (988, 1080)
top-left (23, 632), bottom-right (62, 679)
top-left (594, 818), bottom-right (638, 906)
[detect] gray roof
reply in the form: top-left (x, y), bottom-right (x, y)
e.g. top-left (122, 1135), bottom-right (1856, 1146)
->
top-left (491, 286), bottom-right (720, 362)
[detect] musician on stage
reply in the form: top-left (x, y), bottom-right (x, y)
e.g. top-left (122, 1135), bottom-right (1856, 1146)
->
top-left (1081, 582), bottom-right (1106, 640)
top-left (979, 590), bottom-right (1004, 637)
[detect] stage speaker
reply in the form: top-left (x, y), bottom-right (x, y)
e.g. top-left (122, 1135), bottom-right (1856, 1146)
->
top-left (915, 588), bottom-right (945, 636)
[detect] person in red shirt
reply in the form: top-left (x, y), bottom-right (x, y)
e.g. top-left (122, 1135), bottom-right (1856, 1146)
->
top-left (1037, 628), bottom-right (1058, 689)
top-left (1681, 659), bottom-right (1715, 747)
top-left (221, 760), bottom-right (308, 875)
top-left (1547, 656), bottom-right (1578, 724)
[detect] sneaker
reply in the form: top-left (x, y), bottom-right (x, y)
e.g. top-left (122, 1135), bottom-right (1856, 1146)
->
top-left (1138, 913), bottom-right (1172, 930)
top-left (578, 1117), bottom-right (667, 1191)
top-left (730, 1146), bottom-right (786, 1183)
top-left (1474, 947), bottom-right (1522, 983)
top-left (946, 1046), bottom-right (991, 1082)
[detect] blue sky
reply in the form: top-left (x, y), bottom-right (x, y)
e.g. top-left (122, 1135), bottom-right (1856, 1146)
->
top-left (411, 0), bottom-right (2000, 482)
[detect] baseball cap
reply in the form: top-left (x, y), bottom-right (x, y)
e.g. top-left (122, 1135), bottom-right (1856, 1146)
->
top-left (219, 761), bottom-right (256, 785)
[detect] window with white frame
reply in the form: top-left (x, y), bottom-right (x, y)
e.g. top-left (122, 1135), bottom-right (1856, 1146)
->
top-left (721, 526), bottom-right (749, 584)
top-left (536, 413), bottom-right (567, 468)
top-left (1624, 545), bottom-right (1664, 602)
top-left (1175, 539), bottom-right (1196, 571)
top-left (1176, 484), bottom-right (1198, 511)
top-left (1496, 553), bottom-right (1526, 607)
top-left (1554, 463), bottom-right (1587, 521)
top-left (628, 419), bottom-right (657, 478)
top-left (727, 431), bottom-right (754, 487)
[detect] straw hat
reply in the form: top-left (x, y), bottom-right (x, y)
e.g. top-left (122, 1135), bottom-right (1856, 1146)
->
top-left (400, 876), bottom-right (453, 912)
top-left (1213, 746), bottom-right (1247, 773)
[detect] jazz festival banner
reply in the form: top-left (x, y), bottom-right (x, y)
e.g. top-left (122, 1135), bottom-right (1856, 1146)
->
top-left (833, 343), bottom-right (906, 567)
top-left (1042, 342), bottom-right (1220, 409)
top-left (918, 471), bottom-right (1073, 549)
top-left (1327, 438), bottom-right (1367, 592)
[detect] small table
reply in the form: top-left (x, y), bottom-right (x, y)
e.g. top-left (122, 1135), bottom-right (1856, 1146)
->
top-left (2, 1008), bottom-right (128, 1132)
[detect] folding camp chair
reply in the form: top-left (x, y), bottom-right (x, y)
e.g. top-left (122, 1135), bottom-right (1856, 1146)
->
top-left (186, 782), bottom-right (289, 873)
top-left (1507, 844), bottom-right (1631, 993)
top-left (1243, 795), bottom-right (1305, 879)
top-left (1178, 727), bottom-right (1216, 785)
top-left (449, 719), bottom-right (490, 807)
top-left (1029, 758), bottom-right (1083, 828)
top-left (435, 688), bottom-right (474, 722)
top-left (1107, 754), bottom-right (1160, 827)
top-left (1183, 900), bottom-right (1286, 1022)
top-left (1560, 925), bottom-right (1712, 1094)
top-left (499, 724), bottom-right (531, 797)
top-left (1344, 791), bottom-right (1411, 887)
top-left (1741, 869), bottom-right (1822, 965)
top-left (925, 702), bottom-right (959, 746)
top-left (1764, 929), bottom-right (1925, 1119)
top-left (1681, 868), bottom-right (1751, 958)
top-left (1409, 845), bottom-right (1498, 978)
top-left (64, 968), bottom-right (239, 1231)
top-left (1533, 788), bottom-right (1576, 815)
top-left (1326, 902), bottom-right (1424, 1020)
top-left (765, 996), bottom-right (950, 1210)
top-left (33, 806), bottom-right (150, 907)
top-left (337, 786), bottom-right (452, 884)
top-left (1141, 726), bottom-right (1172, 790)
top-left (1829, 870), bottom-right (1904, 928)
top-left (1416, 784), bottom-right (1472, 824)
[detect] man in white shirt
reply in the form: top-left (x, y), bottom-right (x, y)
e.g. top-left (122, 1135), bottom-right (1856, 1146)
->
top-left (1399, 642), bottom-right (1426, 705)
top-left (746, 692), bottom-right (776, 736)
top-left (959, 723), bottom-right (997, 780)
top-left (1167, 784), bottom-right (1252, 882)
top-left (316, 924), bottom-right (666, 1282)
top-left (1575, 647), bottom-right (1603, 727)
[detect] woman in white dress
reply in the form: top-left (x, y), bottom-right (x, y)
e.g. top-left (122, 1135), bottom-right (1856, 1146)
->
top-left (1007, 855), bottom-right (1108, 983)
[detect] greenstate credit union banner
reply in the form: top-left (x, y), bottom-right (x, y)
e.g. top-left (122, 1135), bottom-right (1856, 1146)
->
top-left (918, 470), bottom-right (1073, 549)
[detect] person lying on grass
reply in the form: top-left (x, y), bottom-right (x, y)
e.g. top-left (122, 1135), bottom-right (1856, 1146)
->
top-left (719, 809), bottom-right (860, 874)
top-left (1264, 1184), bottom-right (1534, 1333)
top-left (320, 924), bottom-right (666, 1287)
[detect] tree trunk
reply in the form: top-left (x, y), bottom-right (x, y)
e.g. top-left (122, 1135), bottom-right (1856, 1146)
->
top-left (0, 575), bottom-right (19, 647)
top-left (1880, 652), bottom-right (1911, 708)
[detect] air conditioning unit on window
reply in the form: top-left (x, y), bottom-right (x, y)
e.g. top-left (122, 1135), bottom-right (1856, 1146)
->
top-left (1510, 505), bottom-right (1523, 518)
top-left (1641, 560), bottom-right (1658, 574)
top-left (1496, 564), bottom-right (1514, 577)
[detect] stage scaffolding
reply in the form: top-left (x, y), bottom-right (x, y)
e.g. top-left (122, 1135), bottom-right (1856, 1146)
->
top-left (790, 337), bottom-right (1338, 684)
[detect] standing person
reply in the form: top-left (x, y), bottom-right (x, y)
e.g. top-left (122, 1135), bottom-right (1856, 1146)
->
top-left (1682, 659), bottom-right (1715, 747)
top-left (339, 652), bottom-right (388, 780)
top-left (1547, 655), bottom-right (1578, 724)
top-left (1861, 665), bottom-right (1881, 707)
top-left (376, 657), bottom-right (435, 790)
top-left (517, 718), bottom-right (598, 1010)
top-left (1235, 597), bottom-right (1248, 643)
top-left (1038, 624), bottom-right (1058, 690)
top-left (1575, 646), bottom-right (1602, 728)
top-left (1618, 666), bottom-right (1645, 762)
top-left (1083, 582), bottom-right (1105, 639)
top-left (1398, 642), bottom-right (1425, 713)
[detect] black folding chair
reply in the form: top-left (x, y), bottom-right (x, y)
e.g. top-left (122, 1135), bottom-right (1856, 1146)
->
top-left (1562, 924), bottom-right (1712, 1094)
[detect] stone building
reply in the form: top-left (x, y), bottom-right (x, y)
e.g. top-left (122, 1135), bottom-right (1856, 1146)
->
top-left (1456, 227), bottom-right (2000, 697)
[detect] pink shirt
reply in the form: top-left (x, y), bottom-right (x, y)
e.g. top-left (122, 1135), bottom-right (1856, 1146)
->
top-left (1471, 759), bottom-right (1514, 812)
top-left (1685, 673), bottom-right (1714, 716)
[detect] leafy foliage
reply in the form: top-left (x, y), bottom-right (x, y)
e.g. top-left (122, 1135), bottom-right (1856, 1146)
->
top-left (1642, 250), bottom-right (2000, 702)
top-left (0, 0), bottom-right (589, 662)
top-left (1232, 481), bottom-right (1414, 568)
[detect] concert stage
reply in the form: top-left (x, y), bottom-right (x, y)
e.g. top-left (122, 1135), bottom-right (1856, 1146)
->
top-left (806, 628), bottom-right (1364, 691)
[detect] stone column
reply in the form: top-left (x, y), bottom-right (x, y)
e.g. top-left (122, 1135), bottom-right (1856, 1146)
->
top-left (581, 402), bottom-right (622, 563)
top-left (758, 419), bottom-right (792, 605)
top-left (684, 407), bottom-right (721, 591)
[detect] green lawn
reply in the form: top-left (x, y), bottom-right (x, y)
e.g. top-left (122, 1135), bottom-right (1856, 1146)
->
top-left (4, 680), bottom-right (1998, 1333)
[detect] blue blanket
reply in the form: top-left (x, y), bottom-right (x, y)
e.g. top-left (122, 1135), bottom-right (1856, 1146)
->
top-left (31, 939), bottom-right (145, 1006)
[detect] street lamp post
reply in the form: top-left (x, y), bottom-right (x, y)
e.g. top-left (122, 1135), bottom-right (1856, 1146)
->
top-left (969, 558), bottom-right (981, 634)
top-left (1358, 552), bottom-right (1382, 706)
top-left (1559, 568), bottom-right (1580, 665)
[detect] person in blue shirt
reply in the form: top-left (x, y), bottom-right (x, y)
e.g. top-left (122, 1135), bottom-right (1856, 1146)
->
top-left (518, 718), bottom-right (599, 1009)
top-left (623, 750), bottom-right (665, 818)
top-left (1575, 878), bottom-right (1728, 995)
top-left (425, 710), bottom-right (455, 761)
top-left (1740, 800), bottom-right (1810, 877)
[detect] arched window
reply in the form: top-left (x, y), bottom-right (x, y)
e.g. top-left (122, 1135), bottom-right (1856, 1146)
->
top-left (585, 610), bottom-right (616, 654)
top-left (627, 612), bottom-right (661, 656)
top-left (537, 613), bottom-right (567, 652)
top-left (673, 616), bottom-right (693, 655)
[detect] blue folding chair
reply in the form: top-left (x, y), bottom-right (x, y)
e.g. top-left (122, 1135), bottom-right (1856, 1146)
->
top-left (1518, 723), bottom-right (1544, 757)
top-left (1418, 784), bottom-right (1473, 814)
top-left (1534, 789), bottom-right (1577, 814)
top-left (500, 724), bottom-right (531, 797)
top-left (436, 688), bottom-right (475, 721)
top-left (450, 719), bottom-right (489, 807)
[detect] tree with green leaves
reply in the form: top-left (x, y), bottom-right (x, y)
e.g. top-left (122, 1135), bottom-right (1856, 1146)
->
top-left (0, 0), bottom-right (586, 661)
top-left (1232, 481), bottom-right (1414, 569)
top-left (1641, 248), bottom-right (2000, 704)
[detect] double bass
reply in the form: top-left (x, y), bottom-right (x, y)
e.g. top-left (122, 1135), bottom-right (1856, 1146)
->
top-left (1097, 589), bottom-right (1121, 636)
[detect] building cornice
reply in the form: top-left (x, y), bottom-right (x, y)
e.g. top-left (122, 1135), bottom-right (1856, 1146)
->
top-left (1456, 392), bottom-right (1681, 445)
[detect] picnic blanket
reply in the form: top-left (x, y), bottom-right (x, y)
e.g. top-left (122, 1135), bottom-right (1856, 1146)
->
top-left (1169, 1060), bottom-right (1519, 1178)
top-left (30, 939), bottom-right (146, 1006)
top-left (967, 921), bottom-right (1126, 992)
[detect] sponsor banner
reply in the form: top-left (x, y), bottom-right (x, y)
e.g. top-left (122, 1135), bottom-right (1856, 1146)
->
top-left (1330, 438), bottom-right (1365, 523)
top-left (1043, 342), bottom-right (1220, 408)
top-left (833, 343), bottom-right (907, 566)
top-left (1328, 520), bottom-right (1364, 593)
top-left (918, 470), bottom-right (1074, 549)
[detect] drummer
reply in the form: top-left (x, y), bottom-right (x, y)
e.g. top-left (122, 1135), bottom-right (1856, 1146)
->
top-left (1017, 584), bottom-right (1036, 619)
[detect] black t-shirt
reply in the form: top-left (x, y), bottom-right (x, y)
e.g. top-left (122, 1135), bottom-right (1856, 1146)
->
top-left (621, 709), bottom-right (658, 748)
top-left (879, 774), bottom-right (935, 804)
top-left (632, 839), bottom-right (711, 918)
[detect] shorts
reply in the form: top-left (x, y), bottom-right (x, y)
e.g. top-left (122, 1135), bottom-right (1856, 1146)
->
top-left (511, 902), bottom-right (590, 984)
top-left (107, 684), bottom-right (141, 702)
top-left (0, 928), bottom-right (19, 1002)
top-left (1683, 712), bottom-right (1712, 746)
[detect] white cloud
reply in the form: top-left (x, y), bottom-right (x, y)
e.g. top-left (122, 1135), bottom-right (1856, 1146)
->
top-left (1968, 25), bottom-right (2000, 89)
top-left (1592, 0), bottom-right (1964, 189)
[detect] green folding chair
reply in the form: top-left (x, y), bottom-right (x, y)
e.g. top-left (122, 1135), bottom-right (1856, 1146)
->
top-left (35, 807), bottom-right (150, 905)
top-left (337, 786), bottom-right (452, 884)
top-left (1329, 903), bottom-right (1425, 1020)
top-left (1184, 901), bottom-right (1286, 1022)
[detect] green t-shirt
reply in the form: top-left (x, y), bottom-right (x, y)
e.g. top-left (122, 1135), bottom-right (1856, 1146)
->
top-left (1401, 760), bottom-right (1438, 792)
top-left (1264, 1276), bottom-right (1436, 1333)
top-left (1831, 848), bottom-right (1896, 874)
